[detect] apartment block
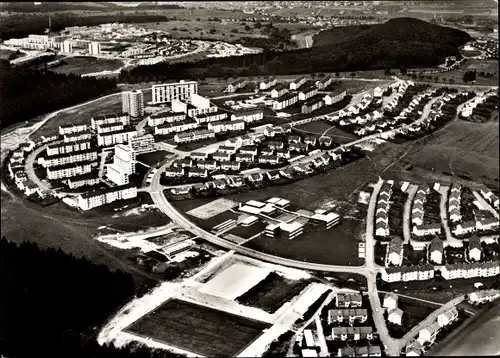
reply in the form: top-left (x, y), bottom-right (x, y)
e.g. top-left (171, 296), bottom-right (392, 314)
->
top-left (77, 183), bottom-right (137, 211)
top-left (152, 80), bottom-right (198, 104)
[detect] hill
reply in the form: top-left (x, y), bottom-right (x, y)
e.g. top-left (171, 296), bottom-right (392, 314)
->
top-left (313, 18), bottom-right (471, 49)
top-left (120, 18), bottom-right (472, 84)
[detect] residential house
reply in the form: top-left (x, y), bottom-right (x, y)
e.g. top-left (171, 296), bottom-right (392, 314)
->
top-left (268, 141), bottom-right (285, 150)
top-left (387, 237), bottom-right (404, 266)
top-left (335, 293), bottom-right (363, 308)
top-left (319, 136), bottom-right (333, 147)
top-left (453, 221), bottom-right (477, 236)
top-left (298, 85), bottom-right (318, 101)
top-left (427, 238), bottom-right (443, 265)
top-left (413, 223), bottom-right (442, 237)
top-left (248, 172), bottom-right (263, 182)
top-left (383, 293), bottom-right (398, 310)
top-left (270, 83), bottom-right (289, 98)
top-left (266, 170), bottom-right (281, 181)
top-left (197, 160), bottom-right (217, 170)
top-left (188, 168), bottom-right (208, 178)
top-left (381, 265), bottom-right (435, 283)
top-left (468, 289), bottom-right (500, 304)
top-left (212, 151), bottom-right (232, 162)
top-left (289, 75), bottom-right (307, 90)
top-left (418, 322), bottom-right (441, 344)
top-left (226, 78), bottom-right (246, 93)
top-left (220, 161), bottom-right (241, 171)
top-left (315, 75), bottom-right (333, 90)
top-left (405, 340), bottom-right (422, 357)
top-left (259, 76), bottom-right (277, 90)
top-left (304, 136), bottom-right (317, 146)
top-left (231, 110), bottom-right (264, 123)
top-left (388, 308), bottom-right (403, 325)
top-left (468, 236), bottom-right (482, 261)
top-left (476, 218), bottom-right (499, 231)
top-left (208, 119), bottom-right (245, 133)
top-left (164, 167), bottom-right (185, 178)
top-left (437, 307), bottom-right (458, 327)
top-left (276, 149), bottom-right (291, 159)
top-left (235, 153), bottom-right (255, 162)
top-left (273, 92), bottom-right (299, 110)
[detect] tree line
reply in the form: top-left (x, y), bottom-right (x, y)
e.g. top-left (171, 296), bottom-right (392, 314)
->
top-left (0, 237), bottom-right (185, 358)
top-left (0, 60), bottom-right (117, 130)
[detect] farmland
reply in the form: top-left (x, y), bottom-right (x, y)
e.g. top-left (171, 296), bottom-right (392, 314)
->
top-left (236, 272), bottom-right (309, 313)
top-left (125, 299), bottom-right (270, 356)
top-left (50, 56), bottom-right (123, 75)
top-left (417, 59), bottom-right (499, 86)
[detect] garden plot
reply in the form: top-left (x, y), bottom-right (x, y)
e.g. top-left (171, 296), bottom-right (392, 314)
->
top-left (187, 197), bottom-right (238, 219)
top-left (198, 262), bottom-right (271, 300)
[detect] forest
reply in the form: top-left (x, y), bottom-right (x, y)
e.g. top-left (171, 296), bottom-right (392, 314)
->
top-left (0, 60), bottom-right (117, 130)
top-left (119, 18), bottom-right (471, 84)
top-left (0, 237), bottom-right (184, 358)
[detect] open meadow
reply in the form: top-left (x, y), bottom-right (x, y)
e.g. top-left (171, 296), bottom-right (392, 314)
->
top-left (125, 298), bottom-right (270, 356)
top-left (50, 56), bottom-right (123, 75)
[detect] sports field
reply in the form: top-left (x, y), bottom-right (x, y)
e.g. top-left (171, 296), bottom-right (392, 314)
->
top-left (199, 262), bottom-right (271, 300)
top-left (187, 198), bottom-right (239, 219)
top-left (125, 299), bottom-right (270, 356)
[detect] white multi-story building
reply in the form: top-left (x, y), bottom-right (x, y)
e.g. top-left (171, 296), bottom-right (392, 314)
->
top-left (273, 92), bottom-right (299, 110)
top-left (59, 40), bottom-right (73, 54)
top-left (381, 265), bottom-right (435, 283)
top-left (289, 75), bottom-right (307, 90)
top-left (46, 161), bottom-right (94, 180)
top-left (63, 131), bottom-right (92, 143)
top-left (122, 90), bottom-right (144, 118)
top-left (154, 119), bottom-right (198, 135)
top-left (97, 128), bottom-right (138, 147)
top-left (59, 124), bottom-right (87, 136)
top-left (147, 111), bottom-right (186, 127)
top-left (106, 144), bottom-right (136, 186)
top-left (65, 171), bottom-right (100, 189)
top-left (195, 111), bottom-right (228, 124)
top-left (259, 76), bottom-right (277, 90)
top-left (88, 41), bottom-right (101, 55)
top-left (299, 85), bottom-right (318, 101)
top-left (440, 261), bottom-right (500, 280)
top-left (324, 90), bottom-right (347, 105)
top-left (270, 84), bottom-right (289, 98)
top-left (91, 113), bottom-right (130, 131)
top-left (208, 120), bottom-right (245, 133)
top-left (231, 110), bottom-right (264, 123)
top-left (97, 122), bottom-right (125, 134)
top-left (128, 134), bottom-right (154, 154)
top-left (40, 149), bottom-right (98, 168)
top-left (46, 140), bottom-right (91, 156)
top-left (77, 183), bottom-right (137, 211)
top-left (174, 129), bottom-right (216, 143)
top-left (226, 78), bottom-right (246, 93)
top-left (152, 80), bottom-right (198, 105)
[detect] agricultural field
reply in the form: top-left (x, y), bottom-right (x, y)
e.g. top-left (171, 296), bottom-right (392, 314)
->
top-left (50, 56), bottom-right (124, 75)
top-left (125, 298), bottom-right (270, 356)
top-left (236, 272), bottom-right (309, 313)
top-left (417, 59), bottom-right (499, 86)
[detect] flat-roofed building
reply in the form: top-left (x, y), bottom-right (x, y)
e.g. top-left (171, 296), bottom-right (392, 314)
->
top-left (231, 110), bottom-right (264, 123)
top-left (122, 90), bottom-right (144, 118)
top-left (77, 183), bottom-right (137, 211)
top-left (208, 120), bottom-right (245, 133)
top-left (106, 144), bottom-right (136, 185)
top-left (152, 80), bottom-right (198, 105)
top-left (97, 128), bottom-right (138, 147)
top-left (46, 161), bottom-right (95, 180)
top-left (65, 170), bottom-right (100, 189)
top-left (59, 123), bottom-right (87, 136)
top-left (46, 139), bottom-right (91, 156)
top-left (147, 111), bottom-right (186, 127)
top-left (128, 134), bottom-right (155, 154)
top-left (97, 122), bottom-right (125, 134)
top-left (63, 131), bottom-right (92, 143)
top-left (91, 113), bottom-right (129, 131)
top-left (40, 149), bottom-right (98, 168)
top-left (174, 129), bottom-right (215, 143)
top-left (195, 110), bottom-right (228, 124)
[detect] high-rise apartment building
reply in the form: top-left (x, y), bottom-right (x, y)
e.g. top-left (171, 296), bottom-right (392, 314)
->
top-left (151, 80), bottom-right (198, 105)
top-left (122, 90), bottom-right (144, 118)
top-left (88, 42), bottom-right (101, 55)
top-left (105, 144), bottom-right (136, 186)
top-left (59, 40), bottom-right (73, 54)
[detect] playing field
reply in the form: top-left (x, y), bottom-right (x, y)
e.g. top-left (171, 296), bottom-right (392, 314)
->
top-left (198, 262), bottom-right (271, 300)
top-left (125, 299), bottom-right (270, 356)
top-left (187, 198), bottom-right (239, 219)
top-left (237, 272), bottom-right (310, 313)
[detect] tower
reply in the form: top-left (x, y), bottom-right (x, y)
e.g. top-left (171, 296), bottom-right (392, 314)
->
top-left (122, 90), bottom-right (144, 118)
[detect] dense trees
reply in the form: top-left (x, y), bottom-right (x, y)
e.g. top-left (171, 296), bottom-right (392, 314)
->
top-left (119, 18), bottom-right (471, 84)
top-left (0, 237), bottom-right (183, 358)
top-left (0, 62), bottom-right (117, 129)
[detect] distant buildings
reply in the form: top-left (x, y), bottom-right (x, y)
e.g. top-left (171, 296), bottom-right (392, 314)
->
top-left (88, 41), bottom-right (101, 55)
top-left (59, 40), bottom-right (73, 53)
top-left (468, 289), bottom-right (500, 304)
top-left (226, 78), bottom-right (247, 93)
top-left (122, 90), bottom-right (144, 118)
top-left (151, 80), bottom-right (198, 105)
top-left (259, 76), bottom-right (277, 90)
top-left (91, 113), bottom-right (130, 131)
top-left (289, 75), bottom-right (307, 90)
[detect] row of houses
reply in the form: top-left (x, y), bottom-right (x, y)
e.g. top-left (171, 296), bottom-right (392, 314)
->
top-left (380, 259), bottom-right (499, 283)
top-left (375, 181), bottom-right (393, 237)
top-left (46, 160), bottom-right (97, 180)
top-left (417, 307), bottom-right (459, 345)
top-left (90, 113), bottom-right (130, 131)
top-left (480, 185), bottom-right (500, 211)
top-left (448, 183), bottom-right (462, 223)
top-left (46, 139), bottom-right (91, 156)
top-left (452, 218), bottom-right (499, 236)
top-left (76, 183), bottom-right (137, 211)
top-left (39, 149), bottom-right (98, 168)
top-left (336, 345), bottom-right (381, 357)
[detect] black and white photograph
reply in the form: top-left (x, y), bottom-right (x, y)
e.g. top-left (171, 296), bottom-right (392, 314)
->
top-left (0, 1), bottom-right (499, 357)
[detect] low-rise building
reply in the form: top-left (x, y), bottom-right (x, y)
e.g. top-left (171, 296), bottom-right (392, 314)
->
top-left (429, 238), bottom-right (444, 264)
top-left (468, 289), bottom-right (500, 304)
top-left (77, 183), bottom-right (137, 211)
top-left (164, 167), bottom-right (185, 178)
top-left (383, 293), bottom-right (398, 310)
top-left (386, 237), bottom-right (404, 266)
top-left (195, 110), bottom-right (228, 124)
top-left (418, 322), bottom-right (441, 344)
top-left (289, 75), bottom-right (307, 90)
top-left (64, 131), bottom-right (92, 143)
top-left (335, 293), bottom-right (363, 308)
top-left (59, 123), bottom-right (87, 136)
top-left (302, 97), bottom-right (324, 114)
top-left (231, 110), bottom-right (263, 123)
top-left (405, 340), bottom-right (422, 357)
top-left (468, 236), bottom-right (482, 261)
top-left (208, 120), bottom-right (245, 133)
top-left (270, 83), bottom-right (289, 98)
top-left (412, 223), bottom-right (442, 237)
top-left (259, 76), bottom-right (277, 90)
top-left (226, 78), bottom-right (246, 93)
top-left (388, 308), bottom-right (403, 325)
top-left (327, 309), bottom-right (368, 324)
top-left (40, 149), bottom-right (98, 168)
top-left (299, 85), bottom-right (319, 101)
top-left (154, 119), bottom-right (199, 135)
top-left (188, 168), bottom-right (208, 178)
top-left (147, 111), bottom-right (186, 127)
top-left (174, 129), bottom-right (215, 143)
top-left (273, 92), bottom-right (299, 110)
top-left (65, 171), bottom-right (100, 189)
top-left (96, 121), bottom-right (125, 134)
top-left (381, 265), bottom-right (435, 283)
top-left (220, 161), bottom-right (241, 171)
top-left (46, 139), bottom-right (91, 156)
top-left (97, 128), bottom-right (138, 147)
top-left (197, 160), bottom-right (217, 170)
top-left (437, 307), bottom-right (458, 327)
top-left (91, 113), bottom-right (129, 131)
top-left (440, 261), bottom-right (500, 280)
top-left (128, 134), bottom-right (155, 154)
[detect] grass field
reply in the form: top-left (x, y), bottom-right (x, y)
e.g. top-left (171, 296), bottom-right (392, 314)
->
top-left (244, 218), bottom-right (364, 266)
top-left (236, 272), bottom-right (309, 313)
top-left (125, 298), bottom-right (270, 356)
top-left (294, 121), bottom-right (358, 143)
top-left (415, 59), bottom-right (499, 86)
top-left (0, 49), bottom-right (25, 60)
top-left (50, 56), bottom-right (123, 75)
top-left (136, 151), bottom-right (172, 167)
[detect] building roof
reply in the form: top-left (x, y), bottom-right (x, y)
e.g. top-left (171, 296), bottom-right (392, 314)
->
top-left (429, 238), bottom-right (444, 253)
top-left (79, 183), bottom-right (135, 199)
top-left (150, 111), bottom-right (185, 119)
top-left (389, 307), bottom-right (403, 317)
top-left (47, 160), bottom-right (95, 172)
top-left (388, 237), bottom-right (403, 254)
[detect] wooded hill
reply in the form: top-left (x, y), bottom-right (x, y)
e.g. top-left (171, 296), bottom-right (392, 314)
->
top-left (119, 18), bottom-right (471, 83)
